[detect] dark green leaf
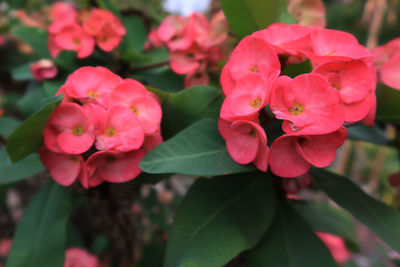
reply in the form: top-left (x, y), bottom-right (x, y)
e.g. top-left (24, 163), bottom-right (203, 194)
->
top-left (5, 0), bottom-right (28, 8)
top-left (134, 66), bottom-right (184, 93)
top-left (91, 234), bottom-right (109, 255)
top-left (283, 60), bottom-right (313, 78)
top-left (292, 201), bottom-right (358, 248)
top-left (12, 26), bottom-right (49, 58)
top-left (162, 85), bottom-right (223, 137)
top-left (17, 82), bottom-right (50, 117)
top-left (165, 173), bottom-right (275, 267)
top-left (347, 124), bottom-right (390, 146)
top-left (0, 117), bottom-right (21, 138)
top-left (96, 0), bottom-right (121, 17)
top-left (54, 51), bottom-right (78, 71)
top-left (6, 99), bottom-right (61, 163)
top-left (140, 119), bottom-right (254, 175)
top-left (376, 85), bottom-right (400, 123)
top-left (11, 64), bottom-right (32, 81)
top-left (6, 180), bottom-right (74, 267)
top-left (119, 16), bottom-right (148, 61)
top-left (246, 198), bottom-right (336, 267)
top-left (220, 0), bottom-right (295, 38)
top-left (312, 168), bottom-right (400, 253)
top-left (0, 147), bottom-right (44, 185)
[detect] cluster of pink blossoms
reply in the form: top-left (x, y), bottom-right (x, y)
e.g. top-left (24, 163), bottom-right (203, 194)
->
top-left (64, 248), bottom-right (102, 267)
top-left (146, 11), bottom-right (228, 88)
top-left (39, 66), bottom-right (162, 188)
top-left (219, 23), bottom-right (377, 178)
top-left (372, 37), bottom-right (400, 90)
top-left (48, 2), bottom-right (126, 58)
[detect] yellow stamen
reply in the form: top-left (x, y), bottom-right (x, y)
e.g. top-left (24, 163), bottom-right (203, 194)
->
top-left (130, 106), bottom-right (139, 115)
top-left (250, 66), bottom-right (259, 72)
top-left (324, 49), bottom-right (336, 56)
top-left (87, 91), bottom-right (99, 99)
top-left (105, 127), bottom-right (117, 137)
top-left (250, 98), bottom-right (262, 108)
top-left (332, 84), bottom-right (341, 90)
top-left (289, 104), bottom-right (304, 115)
top-left (72, 126), bottom-right (84, 136)
top-left (250, 130), bottom-right (257, 138)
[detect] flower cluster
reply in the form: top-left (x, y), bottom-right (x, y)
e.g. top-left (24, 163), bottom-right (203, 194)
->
top-left (48, 2), bottom-right (126, 59)
top-left (146, 11), bottom-right (228, 88)
top-left (219, 23), bottom-right (377, 178)
top-left (39, 66), bottom-right (162, 188)
top-left (372, 37), bottom-right (400, 90)
top-left (64, 248), bottom-right (102, 267)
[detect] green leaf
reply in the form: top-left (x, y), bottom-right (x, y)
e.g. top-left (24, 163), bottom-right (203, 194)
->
top-left (119, 16), bottom-right (148, 61)
top-left (347, 124), bottom-right (390, 146)
top-left (134, 66), bottom-right (184, 93)
top-left (0, 117), bottom-right (21, 138)
top-left (165, 173), bottom-right (276, 267)
top-left (6, 180), bottom-right (74, 267)
top-left (17, 82), bottom-right (49, 117)
top-left (54, 51), bottom-right (78, 71)
top-left (292, 201), bottom-right (358, 248)
top-left (0, 147), bottom-right (44, 185)
top-left (12, 26), bottom-right (49, 58)
top-left (6, 99), bottom-right (61, 163)
top-left (376, 85), bottom-right (400, 123)
top-left (5, 0), bottom-right (28, 8)
top-left (162, 85), bottom-right (223, 137)
top-left (219, 0), bottom-right (295, 38)
top-left (246, 198), bottom-right (336, 267)
top-left (96, 0), bottom-right (121, 17)
top-left (312, 168), bottom-right (400, 253)
top-left (140, 119), bottom-right (254, 176)
top-left (11, 64), bottom-right (32, 81)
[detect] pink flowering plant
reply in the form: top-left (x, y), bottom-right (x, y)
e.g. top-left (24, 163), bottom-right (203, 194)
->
top-left (2, 0), bottom-right (400, 266)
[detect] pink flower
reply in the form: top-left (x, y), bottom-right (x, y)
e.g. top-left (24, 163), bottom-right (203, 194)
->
top-left (184, 68), bottom-right (209, 88)
top-left (48, 2), bottom-right (77, 34)
top-left (220, 73), bottom-right (269, 121)
top-left (95, 105), bottom-right (144, 152)
top-left (58, 66), bottom-right (123, 107)
top-left (305, 28), bottom-right (371, 65)
top-left (287, 0), bottom-right (326, 28)
top-left (252, 23), bottom-right (313, 62)
top-left (39, 147), bottom-right (86, 186)
top-left (379, 54), bottom-right (400, 90)
top-left (82, 8), bottom-right (126, 52)
top-left (312, 60), bottom-right (375, 122)
top-left (268, 127), bottom-right (347, 177)
top-left (0, 238), bottom-right (12, 258)
top-left (64, 248), bottom-right (101, 267)
top-left (316, 232), bottom-right (350, 263)
top-left (169, 46), bottom-right (207, 75)
top-left (220, 35), bottom-right (280, 95)
top-left (201, 11), bottom-right (228, 48)
top-left (109, 79), bottom-right (162, 134)
top-left (30, 59), bottom-right (58, 81)
top-left (372, 37), bottom-right (400, 72)
top-left (157, 15), bottom-right (193, 51)
top-left (142, 131), bottom-right (163, 153)
top-left (270, 73), bottom-right (344, 135)
top-left (44, 102), bottom-right (95, 154)
top-left (219, 119), bottom-right (268, 172)
top-left (145, 29), bottom-right (163, 49)
top-left (48, 35), bottom-right (63, 58)
top-left (85, 150), bottom-right (144, 185)
top-left (53, 23), bottom-right (95, 58)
